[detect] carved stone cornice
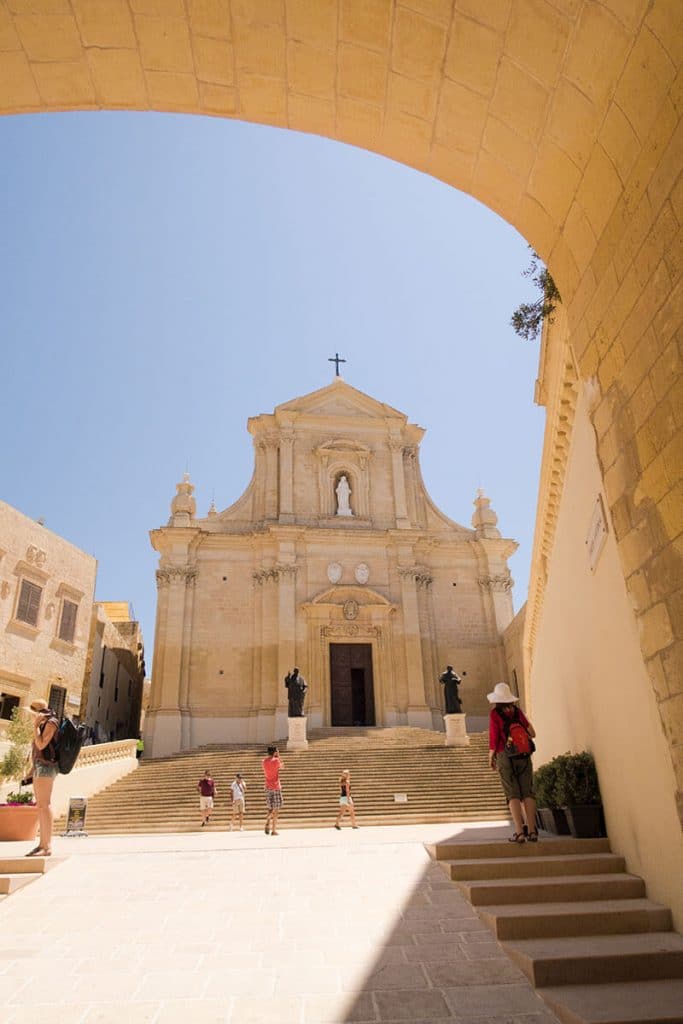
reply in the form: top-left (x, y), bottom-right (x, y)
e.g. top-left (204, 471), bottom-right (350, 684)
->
top-left (252, 563), bottom-right (298, 585)
top-left (321, 624), bottom-right (381, 639)
top-left (387, 439), bottom-right (405, 453)
top-left (156, 567), bottom-right (198, 588)
top-left (478, 573), bottom-right (513, 593)
top-left (397, 565), bottom-right (433, 588)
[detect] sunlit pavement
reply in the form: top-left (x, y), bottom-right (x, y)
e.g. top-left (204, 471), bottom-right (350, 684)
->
top-left (0, 822), bottom-right (559, 1024)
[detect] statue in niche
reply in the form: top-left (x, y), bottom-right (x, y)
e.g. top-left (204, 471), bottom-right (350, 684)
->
top-left (335, 474), bottom-right (353, 517)
top-left (285, 668), bottom-right (308, 717)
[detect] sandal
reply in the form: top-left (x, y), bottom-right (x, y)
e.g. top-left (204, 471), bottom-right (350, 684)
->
top-left (526, 831), bottom-right (539, 842)
top-left (508, 832), bottom-right (526, 844)
top-left (25, 846), bottom-right (42, 857)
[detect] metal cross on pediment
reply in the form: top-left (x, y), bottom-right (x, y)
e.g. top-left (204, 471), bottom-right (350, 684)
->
top-left (328, 352), bottom-right (346, 376)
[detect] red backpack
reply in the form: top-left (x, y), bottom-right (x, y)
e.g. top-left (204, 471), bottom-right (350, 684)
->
top-left (499, 709), bottom-right (536, 758)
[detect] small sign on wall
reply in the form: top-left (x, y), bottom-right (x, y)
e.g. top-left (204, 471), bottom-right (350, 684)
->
top-left (586, 495), bottom-right (608, 573)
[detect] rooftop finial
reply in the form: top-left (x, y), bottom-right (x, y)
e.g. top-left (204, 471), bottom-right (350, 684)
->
top-left (328, 352), bottom-right (346, 377)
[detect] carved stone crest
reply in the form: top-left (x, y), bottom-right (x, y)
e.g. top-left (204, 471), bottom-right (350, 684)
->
top-left (343, 599), bottom-right (359, 620)
top-left (354, 563), bottom-right (369, 585)
top-left (327, 562), bottom-right (343, 584)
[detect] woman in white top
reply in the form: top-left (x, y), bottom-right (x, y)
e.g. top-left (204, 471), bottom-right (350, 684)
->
top-left (334, 769), bottom-right (358, 830)
top-left (229, 773), bottom-right (247, 831)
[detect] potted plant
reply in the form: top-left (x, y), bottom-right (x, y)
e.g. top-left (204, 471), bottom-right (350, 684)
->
top-left (0, 706), bottom-right (38, 841)
top-left (554, 750), bottom-right (604, 838)
top-left (534, 758), bottom-right (570, 835)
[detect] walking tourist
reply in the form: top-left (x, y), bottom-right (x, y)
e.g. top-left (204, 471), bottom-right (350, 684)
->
top-left (487, 682), bottom-right (538, 843)
top-left (197, 769), bottom-right (217, 828)
top-left (229, 772), bottom-right (247, 830)
top-left (334, 768), bottom-right (358, 830)
top-left (25, 698), bottom-right (59, 858)
top-left (262, 745), bottom-right (283, 836)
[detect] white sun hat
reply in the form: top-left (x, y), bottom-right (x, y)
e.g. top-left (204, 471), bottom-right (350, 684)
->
top-left (486, 682), bottom-right (519, 704)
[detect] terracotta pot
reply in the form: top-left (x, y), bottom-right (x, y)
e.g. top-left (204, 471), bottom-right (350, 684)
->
top-left (0, 804), bottom-right (39, 841)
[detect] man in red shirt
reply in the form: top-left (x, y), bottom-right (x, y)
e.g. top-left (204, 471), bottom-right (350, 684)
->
top-left (262, 745), bottom-right (283, 836)
top-left (197, 769), bottom-right (217, 828)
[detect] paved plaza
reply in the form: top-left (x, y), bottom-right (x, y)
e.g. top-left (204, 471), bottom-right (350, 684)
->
top-left (0, 822), bottom-right (559, 1024)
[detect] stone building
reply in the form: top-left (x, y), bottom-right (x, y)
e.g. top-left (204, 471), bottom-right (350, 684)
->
top-left (147, 379), bottom-right (518, 758)
top-left (0, 499), bottom-right (97, 723)
top-left (80, 602), bottom-right (145, 742)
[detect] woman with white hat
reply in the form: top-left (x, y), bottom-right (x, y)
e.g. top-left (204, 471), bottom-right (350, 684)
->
top-left (487, 682), bottom-right (538, 843)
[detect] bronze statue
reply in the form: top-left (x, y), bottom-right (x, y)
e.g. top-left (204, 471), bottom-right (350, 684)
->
top-left (285, 668), bottom-right (307, 717)
top-left (440, 666), bottom-right (465, 715)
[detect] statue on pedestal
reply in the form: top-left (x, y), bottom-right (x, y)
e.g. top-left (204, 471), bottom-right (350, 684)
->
top-left (440, 666), bottom-right (465, 715)
top-left (335, 475), bottom-right (353, 516)
top-left (285, 668), bottom-right (307, 717)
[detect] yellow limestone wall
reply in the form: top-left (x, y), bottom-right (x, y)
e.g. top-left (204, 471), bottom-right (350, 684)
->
top-left (0, 1), bottom-right (680, 821)
top-left (529, 385), bottom-right (683, 929)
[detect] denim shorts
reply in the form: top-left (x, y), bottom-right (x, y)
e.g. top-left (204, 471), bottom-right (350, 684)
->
top-left (34, 761), bottom-right (59, 779)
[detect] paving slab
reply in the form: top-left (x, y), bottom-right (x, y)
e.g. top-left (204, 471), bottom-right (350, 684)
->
top-left (0, 821), bottom-right (558, 1024)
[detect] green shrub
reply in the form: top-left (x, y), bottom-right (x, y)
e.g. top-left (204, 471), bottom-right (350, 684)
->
top-left (533, 760), bottom-right (560, 808)
top-left (534, 751), bottom-right (601, 808)
top-left (0, 705), bottom-right (33, 787)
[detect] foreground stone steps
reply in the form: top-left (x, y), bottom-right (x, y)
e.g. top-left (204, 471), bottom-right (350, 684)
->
top-left (58, 730), bottom-right (508, 834)
top-left (0, 857), bottom-right (49, 899)
top-left (428, 836), bottom-right (683, 1024)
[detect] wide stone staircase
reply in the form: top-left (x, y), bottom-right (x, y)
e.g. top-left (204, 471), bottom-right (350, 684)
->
top-left (429, 835), bottom-right (683, 1024)
top-left (56, 727), bottom-right (508, 835)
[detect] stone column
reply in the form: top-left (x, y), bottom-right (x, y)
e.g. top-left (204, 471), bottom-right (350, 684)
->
top-left (276, 563), bottom-right (297, 739)
top-left (279, 431), bottom-right (294, 523)
top-left (263, 436), bottom-right (279, 521)
top-left (398, 565), bottom-right (432, 728)
top-left (147, 567), bottom-right (193, 756)
top-left (254, 567), bottom-right (279, 742)
top-left (179, 568), bottom-right (198, 750)
top-left (389, 440), bottom-right (410, 528)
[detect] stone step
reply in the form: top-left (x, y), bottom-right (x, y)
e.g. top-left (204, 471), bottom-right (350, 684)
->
top-left (0, 873), bottom-right (41, 895)
top-left (478, 899), bottom-right (674, 940)
top-left (0, 857), bottom-right (50, 875)
top-left (504, 932), bottom-right (683, 988)
top-left (540, 979), bottom-right (683, 1023)
top-left (431, 838), bottom-right (611, 860)
top-left (458, 873), bottom-right (647, 907)
top-left (446, 853), bottom-right (625, 881)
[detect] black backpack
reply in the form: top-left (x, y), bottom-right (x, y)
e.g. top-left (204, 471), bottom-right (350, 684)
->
top-left (55, 718), bottom-right (87, 775)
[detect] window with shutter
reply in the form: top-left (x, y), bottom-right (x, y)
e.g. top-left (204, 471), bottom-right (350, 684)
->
top-left (48, 684), bottom-right (66, 719)
top-left (58, 599), bottom-right (78, 643)
top-left (16, 580), bottom-right (42, 626)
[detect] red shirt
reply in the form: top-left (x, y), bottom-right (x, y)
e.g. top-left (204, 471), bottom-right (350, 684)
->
top-left (489, 706), bottom-right (530, 753)
top-left (198, 777), bottom-right (215, 797)
top-left (262, 755), bottom-right (282, 791)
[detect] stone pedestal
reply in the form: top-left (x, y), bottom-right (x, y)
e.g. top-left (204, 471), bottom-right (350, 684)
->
top-left (444, 713), bottom-right (470, 747)
top-left (287, 716), bottom-right (308, 751)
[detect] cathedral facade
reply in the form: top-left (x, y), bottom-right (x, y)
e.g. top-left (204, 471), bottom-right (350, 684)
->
top-left (146, 379), bottom-right (517, 757)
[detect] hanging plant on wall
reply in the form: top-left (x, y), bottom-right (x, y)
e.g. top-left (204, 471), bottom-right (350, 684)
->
top-left (510, 246), bottom-right (561, 342)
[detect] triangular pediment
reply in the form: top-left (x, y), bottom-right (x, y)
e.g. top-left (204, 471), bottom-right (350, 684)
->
top-left (275, 378), bottom-right (407, 423)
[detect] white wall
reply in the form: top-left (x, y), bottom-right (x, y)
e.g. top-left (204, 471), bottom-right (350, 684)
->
top-left (530, 387), bottom-right (683, 928)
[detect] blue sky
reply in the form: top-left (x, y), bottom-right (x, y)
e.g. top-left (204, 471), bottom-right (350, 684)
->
top-left (1, 111), bottom-right (544, 654)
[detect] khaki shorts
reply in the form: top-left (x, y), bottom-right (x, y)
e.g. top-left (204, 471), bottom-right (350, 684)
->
top-left (199, 796), bottom-right (214, 810)
top-left (497, 752), bottom-right (534, 801)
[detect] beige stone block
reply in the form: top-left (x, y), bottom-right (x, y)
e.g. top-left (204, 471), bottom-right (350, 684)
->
top-left (444, 14), bottom-right (499, 97)
top-left (427, 142), bottom-right (475, 193)
top-left (233, 21), bottom-right (285, 76)
top-left (600, 0), bottom-right (649, 32)
top-left (528, 138), bottom-right (581, 225)
top-left (662, 433), bottom-right (683, 494)
top-left (635, 450), bottom-right (675, 507)
top-left (285, 0), bottom-right (337, 49)
top-left (135, 14), bottom-right (193, 73)
top-left (199, 80), bottom-right (237, 114)
top-left (145, 69), bottom-right (199, 110)
top-left (623, 97), bottom-right (678, 216)
top-left (563, 200), bottom-right (597, 273)
top-left (32, 58), bottom-right (96, 106)
top-left (662, 641), bottom-right (683, 700)
top-left (589, 196), bottom-right (628, 285)
top-left (381, 111), bottom-right (432, 169)
top-left (71, 0), bottom-right (136, 49)
top-left (648, 117), bottom-right (683, 221)
top-left (575, 144), bottom-right (622, 242)
top-left (658, 481), bottom-right (683, 543)
top-left (481, 115), bottom-right (535, 181)
top-left (87, 48), bottom-right (147, 108)
top-left (287, 40), bottom-right (335, 99)
top-left (619, 520), bottom-right (656, 576)
top-left (392, 7), bottom-right (447, 81)
top-left (646, 0), bottom-right (683, 67)
top-left (653, 274), bottom-right (683, 347)
top-left (517, 193), bottom-right (559, 265)
top-left (490, 58), bottom-right (549, 144)
top-left (186, 0), bottom-right (230, 39)
top-left (338, 42), bottom-right (386, 105)
top-left (287, 93), bottom-right (335, 136)
top-left (472, 149), bottom-right (522, 221)
top-left (0, 6), bottom-right (21, 49)
top-left (238, 72), bottom-right (287, 124)
top-left (14, 12), bottom-right (82, 61)
top-left (505, 0), bottom-right (571, 87)
top-left (7, 0), bottom-right (71, 11)
top-left (336, 96), bottom-right (382, 148)
top-left (646, 651), bottom-right (670, 701)
top-left (434, 78), bottom-right (487, 152)
top-left (621, 327), bottom-right (659, 398)
top-left (231, 0), bottom-right (284, 26)
top-left (564, 3), bottom-right (631, 109)
top-left (403, 0), bottom-right (453, 22)
top-left (616, 26), bottom-right (676, 145)
top-left (0, 49), bottom-right (40, 108)
top-left (130, 0), bottom-right (186, 15)
top-left (455, 0), bottom-right (511, 33)
top-left (634, 203), bottom-right (678, 292)
top-left (631, 376), bottom-right (658, 433)
top-left (639, 601), bottom-right (676, 660)
top-left (623, 260), bottom-right (673, 358)
top-left (599, 101), bottom-right (641, 187)
top-left (585, 264), bottom-right (618, 339)
top-left (387, 72), bottom-right (438, 122)
top-left (546, 78), bottom-right (598, 176)
top-left (597, 338), bottom-right (626, 394)
top-left (193, 35), bottom-right (234, 85)
top-left (340, 0), bottom-right (391, 53)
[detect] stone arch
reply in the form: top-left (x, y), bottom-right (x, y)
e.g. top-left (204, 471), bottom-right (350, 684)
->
top-left (1, 1), bottom-right (680, 810)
